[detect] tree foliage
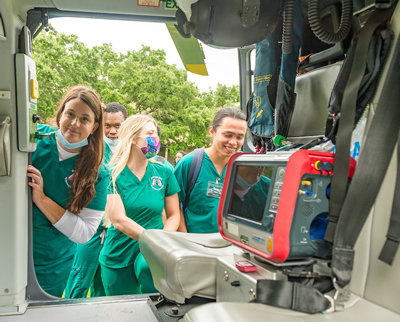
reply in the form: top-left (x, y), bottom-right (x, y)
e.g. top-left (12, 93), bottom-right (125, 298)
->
top-left (32, 26), bottom-right (240, 154)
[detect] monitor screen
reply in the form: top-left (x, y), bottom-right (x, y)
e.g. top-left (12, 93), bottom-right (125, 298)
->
top-left (229, 166), bottom-right (273, 224)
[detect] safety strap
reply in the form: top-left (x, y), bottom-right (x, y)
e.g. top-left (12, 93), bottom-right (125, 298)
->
top-left (182, 148), bottom-right (204, 213)
top-left (325, 6), bottom-right (396, 243)
top-left (332, 33), bottom-right (400, 288)
top-left (379, 134), bottom-right (400, 265)
top-left (254, 280), bottom-right (331, 314)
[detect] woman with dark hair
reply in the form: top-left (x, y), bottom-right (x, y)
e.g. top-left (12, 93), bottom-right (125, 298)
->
top-left (27, 85), bottom-right (109, 297)
top-left (174, 151), bottom-right (187, 166)
top-left (174, 106), bottom-right (247, 233)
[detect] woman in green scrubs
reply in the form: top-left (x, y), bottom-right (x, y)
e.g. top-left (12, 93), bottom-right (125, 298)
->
top-left (174, 107), bottom-right (247, 233)
top-left (27, 85), bottom-right (108, 297)
top-left (99, 115), bottom-right (180, 295)
top-left (64, 102), bottom-right (128, 299)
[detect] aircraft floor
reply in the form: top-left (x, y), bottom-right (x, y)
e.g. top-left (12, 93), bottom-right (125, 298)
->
top-left (0, 295), bottom-right (160, 322)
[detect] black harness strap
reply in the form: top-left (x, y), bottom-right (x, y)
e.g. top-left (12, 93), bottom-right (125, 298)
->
top-left (182, 148), bottom-right (204, 213)
top-left (325, 6), bottom-right (396, 243)
top-left (332, 34), bottom-right (400, 288)
top-left (254, 280), bottom-right (331, 314)
top-left (379, 134), bottom-right (400, 265)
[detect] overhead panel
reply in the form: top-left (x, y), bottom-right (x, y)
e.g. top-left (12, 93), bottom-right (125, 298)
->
top-left (51, 0), bottom-right (177, 18)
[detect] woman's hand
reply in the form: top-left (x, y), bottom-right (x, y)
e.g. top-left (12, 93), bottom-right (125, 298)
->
top-left (106, 194), bottom-right (145, 240)
top-left (27, 165), bottom-right (46, 205)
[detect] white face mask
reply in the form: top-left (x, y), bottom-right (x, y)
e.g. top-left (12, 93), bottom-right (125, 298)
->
top-left (236, 174), bottom-right (257, 189)
top-left (104, 135), bottom-right (120, 153)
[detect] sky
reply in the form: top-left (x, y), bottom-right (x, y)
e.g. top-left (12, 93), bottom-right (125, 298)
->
top-left (50, 17), bottom-right (240, 93)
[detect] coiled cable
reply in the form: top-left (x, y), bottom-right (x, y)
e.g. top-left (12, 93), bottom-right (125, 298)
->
top-left (308, 0), bottom-right (353, 44)
top-left (282, 0), bottom-right (296, 54)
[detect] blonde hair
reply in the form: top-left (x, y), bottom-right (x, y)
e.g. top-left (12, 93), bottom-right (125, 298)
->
top-left (109, 114), bottom-right (157, 192)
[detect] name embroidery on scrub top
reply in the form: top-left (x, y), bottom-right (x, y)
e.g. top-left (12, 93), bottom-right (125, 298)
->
top-left (64, 170), bottom-right (76, 188)
top-left (151, 176), bottom-right (164, 190)
top-left (206, 178), bottom-right (223, 199)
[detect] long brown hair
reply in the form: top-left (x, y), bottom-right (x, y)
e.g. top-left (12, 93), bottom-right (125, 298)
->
top-left (55, 85), bottom-right (104, 214)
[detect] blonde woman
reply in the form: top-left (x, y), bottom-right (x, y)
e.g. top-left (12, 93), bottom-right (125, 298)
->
top-left (99, 115), bottom-right (180, 295)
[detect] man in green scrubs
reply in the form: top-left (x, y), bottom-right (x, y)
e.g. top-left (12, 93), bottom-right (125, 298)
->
top-left (99, 162), bottom-right (180, 295)
top-left (33, 124), bottom-right (108, 297)
top-left (174, 107), bottom-right (247, 233)
top-left (64, 103), bottom-right (127, 298)
top-left (230, 166), bottom-right (271, 222)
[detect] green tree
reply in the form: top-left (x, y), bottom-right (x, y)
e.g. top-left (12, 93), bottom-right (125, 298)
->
top-left (32, 27), bottom-right (240, 155)
top-left (32, 26), bottom-right (104, 122)
top-left (202, 83), bottom-right (240, 109)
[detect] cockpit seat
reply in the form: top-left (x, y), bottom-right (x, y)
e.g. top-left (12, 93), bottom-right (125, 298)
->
top-left (287, 62), bottom-right (342, 143)
top-left (139, 230), bottom-right (239, 304)
top-left (182, 298), bottom-right (400, 322)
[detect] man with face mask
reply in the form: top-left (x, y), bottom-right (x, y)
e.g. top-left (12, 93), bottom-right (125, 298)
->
top-left (64, 102), bottom-right (127, 298)
top-left (231, 165), bottom-right (271, 222)
top-left (103, 102), bottom-right (128, 165)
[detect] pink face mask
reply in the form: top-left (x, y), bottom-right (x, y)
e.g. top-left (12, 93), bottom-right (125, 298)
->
top-left (136, 136), bottom-right (161, 159)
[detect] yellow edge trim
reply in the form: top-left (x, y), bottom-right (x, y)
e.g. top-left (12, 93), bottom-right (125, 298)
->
top-left (186, 64), bottom-right (208, 76)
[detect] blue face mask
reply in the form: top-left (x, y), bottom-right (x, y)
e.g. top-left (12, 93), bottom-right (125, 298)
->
top-left (104, 135), bottom-right (120, 153)
top-left (236, 174), bottom-right (256, 189)
top-left (57, 129), bottom-right (89, 150)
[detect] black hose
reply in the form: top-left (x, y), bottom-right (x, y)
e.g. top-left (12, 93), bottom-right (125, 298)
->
top-left (308, 0), bottom-right (353, 44)
top-left (282, 0), bottom-right (296, 54)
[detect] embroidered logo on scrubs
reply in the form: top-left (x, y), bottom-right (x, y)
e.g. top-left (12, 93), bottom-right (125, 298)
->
top-left (150, 176), bottom-right (164, 190)
top-left (64, 171), bottom-right (76, 188)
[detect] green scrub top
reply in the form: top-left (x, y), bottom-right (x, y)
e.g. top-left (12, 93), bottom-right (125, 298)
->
top-left (33, 124), bottom-right (109, 266)
top-left (155, 155), bottom-right (174, 170)
top-left (231, 176), bottom-right (271, 222)
top-left (103, 141), bottom-right (113, 167)
top-left (163, 159), bottom-right (174, 170)
top-left (174, 151), bottom-right (226, 233)
top-left (100, 161), bottom-right (180, 268)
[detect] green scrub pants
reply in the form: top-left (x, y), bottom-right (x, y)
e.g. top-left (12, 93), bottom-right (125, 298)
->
top-left (35, 255), bottom-right (74, 297)
top-left (100, 253), bottom-right (157, 295)
top-left (64, 227), bottom-right (106, 298)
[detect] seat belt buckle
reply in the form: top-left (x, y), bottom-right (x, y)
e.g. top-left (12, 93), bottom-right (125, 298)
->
top-left (331, 277), bottom-right (351, 311)
top-left (322, 295), bottom-right (335, 314)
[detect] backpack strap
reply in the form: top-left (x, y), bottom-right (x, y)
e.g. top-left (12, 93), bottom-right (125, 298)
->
top-left (181, 148), bottom-right (204, 213)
